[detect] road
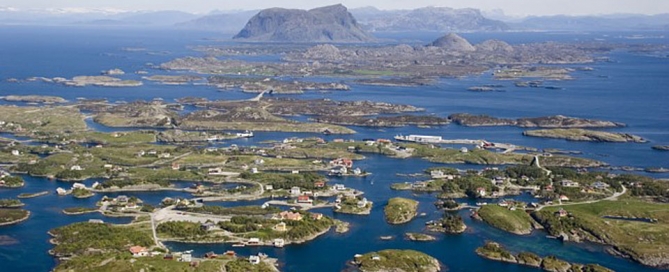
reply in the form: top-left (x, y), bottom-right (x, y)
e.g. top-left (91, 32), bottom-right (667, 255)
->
top-left (536, 185), bottom-right (627, 211)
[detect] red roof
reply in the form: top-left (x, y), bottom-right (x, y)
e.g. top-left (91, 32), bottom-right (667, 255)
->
top-left (129, 246), bottom-right (146, 254)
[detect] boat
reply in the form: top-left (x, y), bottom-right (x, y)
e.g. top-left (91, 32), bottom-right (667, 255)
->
top-left (231, 243), bottom-right (245, 247)
top-left (379, 236), bottom-right (394, 240)
top-left (236, 130), bottom-right (254, 138)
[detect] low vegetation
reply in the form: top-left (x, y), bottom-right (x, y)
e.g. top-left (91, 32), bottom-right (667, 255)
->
top-left (384, 197), bottom-right (419, 224)
top-left (477, 205), bottom-right (535, 235)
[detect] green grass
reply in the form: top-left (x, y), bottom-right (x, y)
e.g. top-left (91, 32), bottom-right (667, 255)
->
top-left (0, 208), bottom-right (28, 223)
top-left (535, 200), bottom-right (669, 264)
top-left (478, 205), bottom-right (534, 235)
top-left (384, 197), bottom-right (419, 224)
top-left (354, 249), bottom-right (439, 272)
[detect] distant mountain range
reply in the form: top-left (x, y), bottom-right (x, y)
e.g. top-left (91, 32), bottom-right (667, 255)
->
top-left (0, 6), bottom-right (668, 33)
top-left (350, 6), bottom-right (508, 32)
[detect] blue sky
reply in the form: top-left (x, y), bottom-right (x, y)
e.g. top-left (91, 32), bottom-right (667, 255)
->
top-left (1, 0), bottom-right (667, 16)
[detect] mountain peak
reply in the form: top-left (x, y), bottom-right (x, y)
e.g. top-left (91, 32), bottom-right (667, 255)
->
top-left (429, 33), bottom-right (475, 51)
top-left (233, 4), bottom-right (374, 42)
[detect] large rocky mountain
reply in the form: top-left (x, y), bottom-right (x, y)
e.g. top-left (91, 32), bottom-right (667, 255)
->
top-left (351, 7), bottom-right (508, 32)
top-left (176, 10), bottom-right (258, 33)
top-left (233, 4), bottom-right (374, 42)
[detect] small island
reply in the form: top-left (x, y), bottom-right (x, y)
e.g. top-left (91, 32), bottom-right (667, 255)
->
top-left (0, 209), bottom-right (30, 226)
top-left (384, 197), bottom-right (419, 224)
top-left (449, 114), bottom-right (624, 128)
top-left (523, 128), bottom-right (646, 143)
top-left (2, 95), bottom-right (67, 104)
top-left (62, 207), bottom-right (99, 215)
top-left (652, 145), bottom-right (669, 151)
top-left (405, 232), bottom-right (437, 242)
top-left (71, 188), bottom-right (95, 199)
top-left (476, 241), bottom-right (613, 272)
top-left (476, 205), bottom-right (535, 235)
top-left (17, 191), bottom-right (49, 199)
top-left (426, 214), bottom-right (467, 234)
top-left (334, 195), bottom-right (372, 215)
top-left (0, 198), bottom-right (25, 208)
top-left (0, 176), bottom-right (25, 188)
top-left (349, 249), bottom-right (442, 272)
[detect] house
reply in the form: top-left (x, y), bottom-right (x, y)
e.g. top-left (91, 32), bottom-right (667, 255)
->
top-left (476, 187), bottom-right (487, 197)
top-left (297, 195), bottom-right (312, 203)
top-left (559, 195), bottom-right (570, 201)
top-left (251, 168), bottom-right (258, 174)
top-left (249, 255), bottom-right (261, 265)
top-left (556, 208), bottom-right (569, 217)
top-left (103, 164), bottom-right (113, 169)
top-left (333, 184), bottom-right (346, 191)
top-left (314, 181), bottom-right (325, 188)
top-left (311, 213), bottom-right (323, 220)
top-left (430, 170), bottom-right (445, 179)
top-left (88, 219), bottom-right (104, 224)
top-left (159, 152), bottom-right (171, 158)
top-left (201, 222), bottom-right (217, 231)
top-left (460, 147), bottom-right (469, 153)
top-left (290, 187), bottom-right (301, 195)
top-left (561, 180), bottom-right (580, 188)
top-left (331, 158), bottom-right (353, 168)
top-left (592, 181), bottom-right (610, 190)
top-left (179, 253), bottom-right (192, 262)
top-left (11, 150), bottom-right (20, 156)
top-left (116, 195), bottom-right (129, 204)
top-left (171, 163), bottom-right (180, 170)
top-left (377, 139), bottom-right (391, 144)
top-left (265, 184), bottom-right (274, 191)
top-left (70, 165), bottom-right (83, 171)
top-left (204, 252), bottom-right (218, 259)
top-left (279, 211), bottom-right (303, 221)
top-left (224, 250), bottom-right (236, 257)
top-left (72, 183), bottom-right (86, 189)
top-left (129, 246), bottom-right (149, 257)
top-left (247, 238), bottom-right (261, 246)
top-left (329, 166), bottom-right (347, 176)
top-left (56, 187), bottom-right (67, 195)
top-left (274, 222), bottom-right (287, 232)
top-left (273, 238), bottom-right (285, 248)
top-left (357, 198), bottom-right (368, 208)
top-left (352, 168), bottom-right (362, 175)
top-left (147, 150), bottom-right (158, 156)
top-left (254, 159), bottom-right (265, 165)
top-left (208, 168), bottom-right (223, 175)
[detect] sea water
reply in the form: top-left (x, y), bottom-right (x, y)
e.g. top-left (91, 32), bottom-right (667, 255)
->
top-left (0, 26), bottom-right (668, 271)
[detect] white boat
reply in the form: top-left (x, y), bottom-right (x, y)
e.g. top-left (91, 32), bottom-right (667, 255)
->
top-left (236, 130), bottom-right (254, 138)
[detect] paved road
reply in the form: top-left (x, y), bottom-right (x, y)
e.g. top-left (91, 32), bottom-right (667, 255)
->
top-left (536, 185), bottom-right (627, 211)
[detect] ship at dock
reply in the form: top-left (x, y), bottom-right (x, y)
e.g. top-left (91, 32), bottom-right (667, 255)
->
top-left (394, 134), bottom-right (443, 143)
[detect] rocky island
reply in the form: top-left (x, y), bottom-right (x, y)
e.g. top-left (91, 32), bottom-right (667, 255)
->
top-left (523, 128), bottom-right (647, 143)
top-left (2, 95), bottom-right (67, 104)
top-left (426, 215), bottom-right (467, 234)
top-left (652, 145), bottom-right (669, 151)
top-left (349, 249), bottom-right (442, 272)
top-left (384, 197), bottom-right (419, 224)
top-left (449, 114), bottom-right (625, 128)
top-left (477, 205), bottom-right (535, 235)
top-left (476, 241), bottom-right (613, 272)
top-left (0, 209), bottom-right (30, 226)
top-left (233, 4), bottom-right (374, 42)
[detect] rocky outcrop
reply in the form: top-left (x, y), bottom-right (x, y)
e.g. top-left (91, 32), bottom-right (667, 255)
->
top-left (233, 4), bottom-right (374, 42)
top-left (476, 39), bottom-right (514, 53)
top-left (350, 249), bottom-right (442, 272)
top-left (429, 33), bottom-right (475, 51)
top-left (652, 145), bottom-right (669, 151)
top-left (2, 95), bottom-right (67, 104)
top-left (449, 114), bottom-right (625, 128)
top-left (523, 129), bottom-right (647, 143)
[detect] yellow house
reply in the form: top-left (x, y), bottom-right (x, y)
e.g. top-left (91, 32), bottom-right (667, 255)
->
top-left (274, 222), bottom-right (287, 232)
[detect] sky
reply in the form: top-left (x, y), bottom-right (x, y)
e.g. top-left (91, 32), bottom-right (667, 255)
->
top-left (1, 0), bottom-right (668, 16)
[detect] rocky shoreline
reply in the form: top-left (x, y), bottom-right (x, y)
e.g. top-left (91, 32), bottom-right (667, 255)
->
top-left (449, 114), bottom-right (625, 128)
top-left (523, 128), bottom-right (647, 143)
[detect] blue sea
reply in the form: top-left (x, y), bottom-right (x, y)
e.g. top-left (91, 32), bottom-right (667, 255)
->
top-left (0, 26), bottom-right (668, 271)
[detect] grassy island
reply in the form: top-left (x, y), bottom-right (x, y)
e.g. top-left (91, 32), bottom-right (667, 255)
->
top-left (477, 205), bottom-right (535, 235)
top-left (334, 195), bottom-right (372, 215)
top-left (62, 207), bottom-right (98, 215)
top-left (523, 128), bottom-right (646, 143)
top-left (405, 232), bottom-right (437, 241)
top-left (476, 241), bottom-right (614, 272)
top-left (533, 199), bottom-right (669, 268)
top-left (18, 191), bottom-right (49, 199)
top-left (0, 176), bottom-right (25, 188)
top-left (427, 215), bottom-right (467, 234)
top-left (384, 197), bottom-right (419, 224)
top-left (71, 188), bottom-right (95, 199)
top-left (0, 198), bottom-right (24, 208)
top-left (0, 208), bottom-right (29, 226)
top-left (350, 249), bottom-right (441, 272)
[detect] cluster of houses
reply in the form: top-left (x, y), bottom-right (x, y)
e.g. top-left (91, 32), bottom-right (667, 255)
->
top-left (136, 149), bottom-right (172, 159)
top-left (98, 195), bottom-right (144, 212)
